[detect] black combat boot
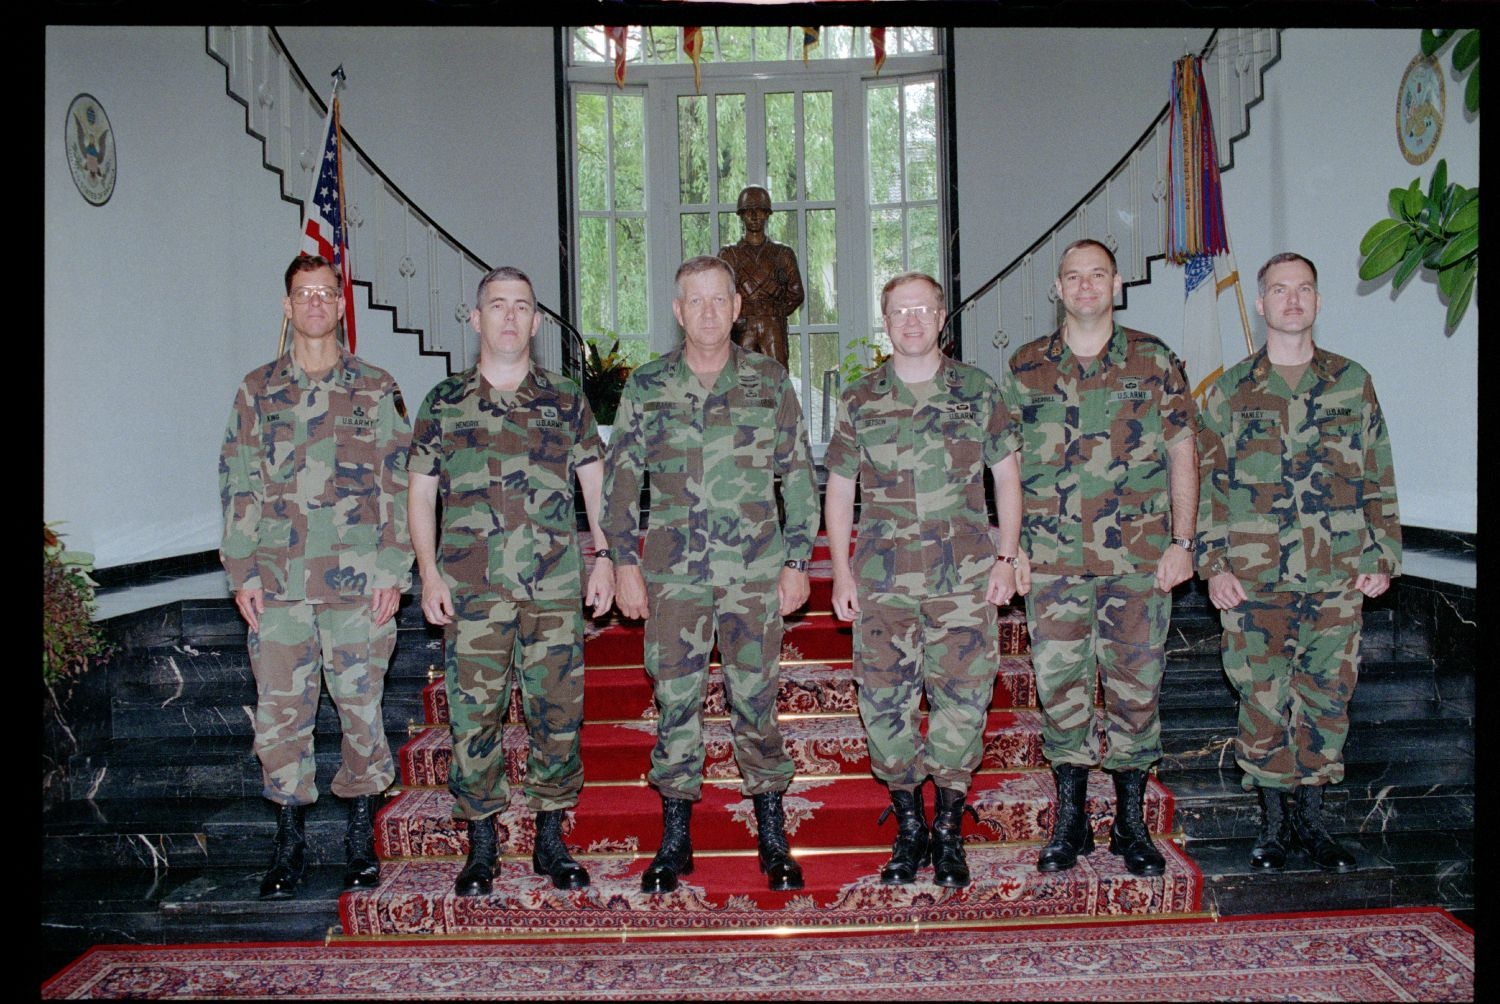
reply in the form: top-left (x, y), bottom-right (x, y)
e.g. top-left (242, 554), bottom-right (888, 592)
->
top-left (259, 802), bottom-right (307, 900)
top-left (1108, 768), bottom-right (1166, 876)
top-left (341, 794), bottom-right (382, 890)
top-left (1289, 784), bottom-right (1357, 872)
top-left (453, 816), bottom-right (498, 897)
top-left (752, 790), bottom-right (805, 892)
top-left (641, 796), bottom-right (694, 894)
top-left (930, 786), bottom-right (978, 888)
top-left (1248, 787), bottom-right (1291, 870)
top-left (1036, 764), bottom-right (1095, 872)
top-left (532, 809), bottom-right (590, 890)
top-left (877, 785), bottom-right (930, 885)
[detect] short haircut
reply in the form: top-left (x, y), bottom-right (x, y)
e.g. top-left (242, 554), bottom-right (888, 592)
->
top-left (675, 255), bottom-right (736, 297)
top-left (880, 271), bottom-right (944, 315)
top-left (284, 253), bottom-right (340, 294)
top-left (1256, 252), bottom-right (1318, 296)
top-left (475, 266), bottom-right (536, 307)
top-left (1056, 238), bottom-right (1118, 279)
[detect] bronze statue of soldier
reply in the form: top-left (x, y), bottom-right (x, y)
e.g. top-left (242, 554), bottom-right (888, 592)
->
top-left (717, 186), bottom-right (806, 370)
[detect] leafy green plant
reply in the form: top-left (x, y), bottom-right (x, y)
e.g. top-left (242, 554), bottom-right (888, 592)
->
top-left (1422, 28), bottom-right (1479, 114)
top-left (1358, 158), bottom-right (1478, 332)
top-left (43, 523), bottom-right (112, 685)
top-left (582, 335), bottom-right (634, 426)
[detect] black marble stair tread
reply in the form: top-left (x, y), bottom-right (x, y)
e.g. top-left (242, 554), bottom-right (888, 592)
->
top-left (159, 867), bottom-right (348, 943)
top-left (107, 684), bottom-right (426, 739)
top-left (199, 795), bottom-right (396, 867)
top-left (1160, 760), bottom-right (1476, 798)
top-left (67, 731), bottom-right (412, 799)
top-left (1157, 657), bottom-right (1444, 709)
top-left (1158, 698), bottom-right (1473, 736)
top-left (103, 640), bottom-right (442, 686)
top-left (1187, 828), bottom-right (1473, 917)
top-left (43, 796), bottom-right (239, 871)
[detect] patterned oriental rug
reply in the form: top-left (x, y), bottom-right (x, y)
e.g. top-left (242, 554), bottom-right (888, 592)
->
top-left (43, 908), bottom-right (1473, 1001)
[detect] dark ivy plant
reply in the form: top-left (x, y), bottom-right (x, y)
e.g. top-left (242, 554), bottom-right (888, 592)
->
top-left (1358, 158), bottom-right (1478, 333)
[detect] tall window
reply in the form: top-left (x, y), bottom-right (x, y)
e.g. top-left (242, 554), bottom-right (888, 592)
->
top-left (567, 27), bottom-right (945, 441)
top-left (573, 87), bottom-right (651, 366)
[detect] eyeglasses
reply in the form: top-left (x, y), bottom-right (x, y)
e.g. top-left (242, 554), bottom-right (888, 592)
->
top-left (885, 305), bottom-right (941, 321)
top-left (288, 285), bottom-right (341, 303)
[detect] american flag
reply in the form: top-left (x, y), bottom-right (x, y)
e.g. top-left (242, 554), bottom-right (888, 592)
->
top-left (300, 72), bottom-right (357, 353)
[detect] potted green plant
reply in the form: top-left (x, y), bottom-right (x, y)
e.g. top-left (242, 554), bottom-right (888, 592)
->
top-left (43, 523), bottom-right (111, 687)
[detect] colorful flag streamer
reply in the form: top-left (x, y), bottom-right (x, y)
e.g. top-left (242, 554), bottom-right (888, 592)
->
top-left (1165, 54), bottom-right (1228, 264)
top-left (683, 26), bottom-right (703, 92)
top-left (871, 27), bottom-right (887, 75)
top-left (606, 26), bottom-right (628, 88)
top-left (801, 27), bottom-right (819, 65)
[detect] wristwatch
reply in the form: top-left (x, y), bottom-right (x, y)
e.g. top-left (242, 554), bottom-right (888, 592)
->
top-left (784, 559), bottom-right (809, 572)
top-left (1171, 537), bottom-right (1194, 553)
top-left (996, 554), bottom-right (1020, 567)
top-left (595, 547), bottom-right (613, 561)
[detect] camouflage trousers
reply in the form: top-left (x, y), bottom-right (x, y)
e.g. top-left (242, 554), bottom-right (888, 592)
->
top-left (445, 592), bottom-right (585, 818)
top-left (645, 578), bottom-right (794, 801)
top-left (1026, 572), bottom-right (1169, 772)
top-left (1222, 589), bottom-right (1363, 791)
top-left (854, 588), bottom-right (999, 795)
top-left (248, 598), bottom-right (396, 806)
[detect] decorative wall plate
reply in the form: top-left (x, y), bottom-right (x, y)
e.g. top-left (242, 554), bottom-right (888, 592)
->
top-left (66, 93), bottom-right (116, 206)
top-left (1397, 53), bottom-right (1444, 165)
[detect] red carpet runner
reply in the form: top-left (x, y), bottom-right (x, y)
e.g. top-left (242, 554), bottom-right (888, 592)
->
top-left (343, 542), bottom-right (1202, 936)
top-left (44, 909), bottom-right (1474, 1000)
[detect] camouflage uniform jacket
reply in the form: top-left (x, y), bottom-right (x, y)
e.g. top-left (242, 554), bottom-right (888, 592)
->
top-left (1002, 324), bottom-right (1195, 576)
top-left (1196, 346), bottom-right (1401, 592)
top-left (408, 363), bottom-right (603, 601)
top-left (602, 343), bottom-right (819, 585)
top-left (220, 348), bottom-right (411, 601)
top-left (825, 356), bottom-right (1019, 594)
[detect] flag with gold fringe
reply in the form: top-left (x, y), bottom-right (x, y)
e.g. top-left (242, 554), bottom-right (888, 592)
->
top-left (871, 28), bottom-right (887, 75)
top-left (801, 27), bottom-right (819, 65)
top-left (683, 27), bottom-right (703, 92)
top-left (606, 26), bottom-right (628, 87)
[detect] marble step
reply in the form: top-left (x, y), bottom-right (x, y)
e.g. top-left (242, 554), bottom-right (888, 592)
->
top-left (398, 708), bottom-right (1064, 787)
top-left (106, 683), bottom-right (427, 740)
top-left (1159, 716), bottom-right (1473, 775)
top-left (41, 796), bottom-right (239, 872)
top-left (101, 635), bottom-right (443, 688)
top-left (1185, 828), bottom-right (1473, 918)
top-left (374, 769), bottom-right (1175, 860)
top-left (1159, 764), bottom-right (1474, 840)
top-left (339, 840), bottom-right (1203, 936)
top-left (1155, 657), bottom-right (1444, 711)
top-left (66, 731), bottom-right (410, 801)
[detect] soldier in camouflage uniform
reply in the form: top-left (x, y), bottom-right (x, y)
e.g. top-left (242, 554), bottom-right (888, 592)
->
top-left (1197, 252), bottom-right (1400, 873)
top-left (408, 266), bottom-right (615, 896)
top-left (825, 272), bottom-right (1024, 889)
top-left (602, 255), bottom-right (821, 894)
top-left (1001, 239), bottom-right (1198, 877)
top-left (220, 253), bottom-right (412, 900)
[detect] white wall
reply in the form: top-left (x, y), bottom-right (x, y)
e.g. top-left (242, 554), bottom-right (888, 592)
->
top-left (46, 27), bottom-right (295, 567)
top-left (1110, 29), bottom-right (1478, 532)
top-left (275, 27), bottom-right (563, 313)
top-left (45, 26), bottom-right (450, 568)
